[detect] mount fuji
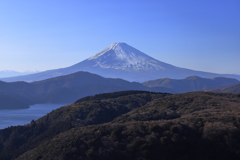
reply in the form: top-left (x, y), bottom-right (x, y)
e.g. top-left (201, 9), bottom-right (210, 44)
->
top-left (1, 43), bottom-right (240, 82)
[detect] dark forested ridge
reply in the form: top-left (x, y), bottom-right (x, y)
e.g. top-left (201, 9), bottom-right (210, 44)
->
top-left (0, 71), bottom-right (174, 109)
top-left (142, 76), bottom-right (239, 93)
top-left (1, 90), bottom-right (240, 160)
top-left (0, 93), bottom-right (29, 109)
top-left (1, 72), bottom-right (239, 109)
top-left (206, 83), bottom-right (240, 93)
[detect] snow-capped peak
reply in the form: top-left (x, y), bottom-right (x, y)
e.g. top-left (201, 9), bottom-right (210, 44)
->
top-left (0, 70), bottom-right (19, 73)
top-left (22, 70), bottom-right (40, 73)
top-left (87, 43), bottom-right (167, 71)
top-left (88, 42), bottom-right (125, 60)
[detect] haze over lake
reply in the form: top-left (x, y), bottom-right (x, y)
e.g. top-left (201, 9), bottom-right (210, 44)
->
top-left (0, 104), bottom-right (66, 129)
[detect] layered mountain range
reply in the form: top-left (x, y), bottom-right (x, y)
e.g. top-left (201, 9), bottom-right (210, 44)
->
top-left (1, 43), bottom-right (240, 82)
top-left (0, 71), bottom-right (172, 109)
top-left (1, 42), bottom-right (240, 160)
top-left (0, 71), bottom-right (238, 109)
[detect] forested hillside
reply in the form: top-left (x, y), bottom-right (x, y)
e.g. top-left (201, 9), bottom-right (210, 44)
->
top-left (0, 91), bottom-right (240, 160)
top-left (142, 76), bottom-right (239, 93)
top-left (207, 83), bottom-right (240, 93)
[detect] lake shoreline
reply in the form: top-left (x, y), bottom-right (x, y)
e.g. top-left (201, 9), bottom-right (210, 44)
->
top-left (0, 103), bottom-right (67, 129)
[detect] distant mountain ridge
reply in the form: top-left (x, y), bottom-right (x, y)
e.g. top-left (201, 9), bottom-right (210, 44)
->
top-left (206, 83), bottom-right (240, 93)
top-left (0, 70), bottom-right (40, 78)
top-left (0, 71), bottom-right (238, 109)
top-left (142, 76), bottom-right (239, 93)
top-left (0, 71), bottom-right (173, 108)
top-left (1, 43), bottom-right (240, 82)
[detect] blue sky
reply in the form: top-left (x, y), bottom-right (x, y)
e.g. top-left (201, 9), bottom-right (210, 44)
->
top-left (0, 0), bottom-right (239, 74)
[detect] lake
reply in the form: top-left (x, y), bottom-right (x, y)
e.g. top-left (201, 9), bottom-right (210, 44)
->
top-left (0, 104), bottom-right (67, 129)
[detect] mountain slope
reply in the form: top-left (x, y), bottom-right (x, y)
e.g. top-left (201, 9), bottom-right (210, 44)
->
top-left (0, 91), bottom-right (168, 160)
top-left (206, 83), bottom-right (240, 93)
top-left (18, 92), bottom-right (240, 160)
top-left (1, 91), bottom-right (240, 160)
top-left (1, 71), bottom-right (238, 107)
top-left (142, 76), bottom-right (239, 93)
top-left (1, 43), bottom-right (240, 82)
top-left (0, 71), bottom-right (173, 107)
top-left (84, 42), bottom-right (174, 71)
top-left (0, 93), bottom-right (29, 109)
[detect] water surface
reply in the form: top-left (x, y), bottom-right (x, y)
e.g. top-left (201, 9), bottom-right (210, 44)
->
top-left (0, 104), bottom-right (67, 129)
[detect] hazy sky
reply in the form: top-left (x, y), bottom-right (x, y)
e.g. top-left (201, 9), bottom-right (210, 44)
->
top-left (0, 0), bottom-right (239, 74)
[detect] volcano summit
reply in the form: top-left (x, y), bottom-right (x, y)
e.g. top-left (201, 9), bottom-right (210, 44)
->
top-left (1, 43), bottom-right (240, 82)
top-left (86, 42), bottom-right (168, 71)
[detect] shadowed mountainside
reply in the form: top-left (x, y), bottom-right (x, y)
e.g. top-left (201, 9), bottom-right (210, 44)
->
top-left (1, 91), bottom-right (240, 159)
top-left (1, 72), bottom-right (239, 109)
top-left (206, 83), bottom-right (240, 93)
top-left (0, 93), bottom-right (29, 109)
top-left (0, 71), bottom-right (173, 109)
top-left (0, 91), bottom-right (168, 160)
top-left (142, 76), bottom-right (239, 93)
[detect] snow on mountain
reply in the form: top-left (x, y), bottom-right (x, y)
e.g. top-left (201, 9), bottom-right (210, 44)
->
top-left (23, 70), bottom-right (40, 73)
top-left (87, 43), bottom-right (166, 71)
top-left (0, 70), bottom-right (40, 78)
top-left (1, 70), bottom-right (19, 73)
top-left (1, 42), bottom-right (240, 82)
